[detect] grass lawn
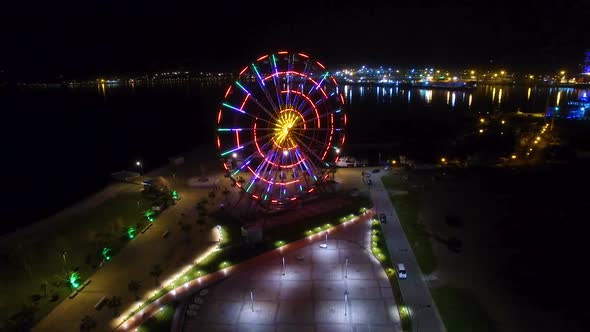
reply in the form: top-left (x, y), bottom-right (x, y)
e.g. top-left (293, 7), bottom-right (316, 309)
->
top-left (0, 190), bottom-right (161, 330)
top-left (431, 286), bottom-right (495, 332)
top-left (370, 219), bottom-right (411, 332)
top-left (138, 304), bottom-right (176, 332)
top-left (381, 173), bottom-right (437, 274)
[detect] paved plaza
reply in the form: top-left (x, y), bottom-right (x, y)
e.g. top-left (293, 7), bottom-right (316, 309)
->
top-left (181, 221), bottom-right (401, 332)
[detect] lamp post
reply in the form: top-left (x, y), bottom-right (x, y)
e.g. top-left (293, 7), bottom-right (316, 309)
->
top-left (282, 256), bottom-right (286, 276)
top-left (345, 256), bottom-right (349, 279)
top-left (61, 250), bottom-right (68, 270)
top-left (250, 289), bottom-right (254, 312)
top-left (136, 160), bottom-right (143, 174)
top-left (344, 291), bottom-right (349, 316)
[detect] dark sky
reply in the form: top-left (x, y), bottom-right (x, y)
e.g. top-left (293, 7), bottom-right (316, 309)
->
top-left (1, 0), bottom-right (588, 79)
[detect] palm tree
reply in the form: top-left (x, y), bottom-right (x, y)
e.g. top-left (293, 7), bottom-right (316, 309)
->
top-left (150, 264), bottom-right (163, 286)
top-left (106, 296), bottom-right (122, 317)
top-left (79, 315), bottom-right (97, 331)
top-left (127, 280), bottom-right (141, 300)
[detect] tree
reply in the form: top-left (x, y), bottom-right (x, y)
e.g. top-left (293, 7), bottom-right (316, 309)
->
top-left (150, 264), bottom-right (163, 286)
top-left (106, 296), bottom-right (122, 317)
top-left (79, 315), bottom-right (97, 331)
top-left (127, 280), bottom-right (141, 300)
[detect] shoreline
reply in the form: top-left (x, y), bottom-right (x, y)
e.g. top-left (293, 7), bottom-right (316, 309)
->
top-left (0, 145), bottom-right (211, 246)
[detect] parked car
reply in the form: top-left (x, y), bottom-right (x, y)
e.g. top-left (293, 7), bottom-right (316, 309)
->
top-left (372, 168), bottom-right (380, 173)
top-left (397, 263), bottom-right (407, 279)
top-left (379, 213), bottom-right (387, 223)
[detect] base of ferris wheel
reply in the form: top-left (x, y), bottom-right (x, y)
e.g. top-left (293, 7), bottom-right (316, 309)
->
top-left (218, 177), bottom-right (341, 241)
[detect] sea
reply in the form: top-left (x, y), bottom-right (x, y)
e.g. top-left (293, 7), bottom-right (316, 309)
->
top-left (1, 81), bottom-right (588, 234)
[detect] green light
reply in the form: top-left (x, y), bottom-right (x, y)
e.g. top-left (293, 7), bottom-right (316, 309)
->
top-left (69, 272), bottom-right (81, 289)
top-left (102, 247), bottom-right (112, 261)
top-left (127, 227), bottom-right (136, 239)
top-left (235, 81), bottom-right (247, 92)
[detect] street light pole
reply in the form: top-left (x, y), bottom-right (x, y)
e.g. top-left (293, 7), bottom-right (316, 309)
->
top-left (61, 251), bottom-right (68, 270)
top-left (136, 160), bottom-right (143, 175)
top-left (250, 289), bottom-right (254, 312)
top-left (345, 256), bottom-right (349, 279)
top-left (282, 256), bottom-right (286, 275)
top-left (344, 291), bottom-right (349, 316)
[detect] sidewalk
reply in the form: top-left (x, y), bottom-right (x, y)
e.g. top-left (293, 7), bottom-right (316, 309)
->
top-left (370, 173), bottom-right (446, 332)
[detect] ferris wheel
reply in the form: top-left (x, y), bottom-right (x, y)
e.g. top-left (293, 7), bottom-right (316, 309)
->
top-left (216, 51), bottom-right (346, 208)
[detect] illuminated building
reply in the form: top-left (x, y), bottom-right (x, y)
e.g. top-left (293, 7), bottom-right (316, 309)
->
top-left (583, 51), bottom-right (590, 75)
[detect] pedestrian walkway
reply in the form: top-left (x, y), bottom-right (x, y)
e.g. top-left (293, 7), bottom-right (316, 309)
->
top-left (179, 217), bottom-right (402, 332)
top-left (370, 173), bottom-right (445, 332)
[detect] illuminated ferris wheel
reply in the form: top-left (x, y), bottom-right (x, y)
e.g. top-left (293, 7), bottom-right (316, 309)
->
top-left (216, 51), bottom-right (346, 208)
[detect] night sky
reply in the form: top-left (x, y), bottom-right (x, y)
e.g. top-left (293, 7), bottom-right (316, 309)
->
top-left (1, 0), bottom-right (588, 79)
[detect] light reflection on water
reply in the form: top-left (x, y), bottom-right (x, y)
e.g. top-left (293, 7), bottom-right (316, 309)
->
top-left (340, 84), bottom-right (589, 114)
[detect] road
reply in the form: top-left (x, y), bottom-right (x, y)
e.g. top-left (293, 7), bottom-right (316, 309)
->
top-left (369, 170), bottom-right (445, 332)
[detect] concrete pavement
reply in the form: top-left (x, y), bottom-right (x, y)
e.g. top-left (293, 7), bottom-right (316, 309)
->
top-left (179, 214), bottom-right (402, 332)
top-left (369, 171), bottom-right (445, 332)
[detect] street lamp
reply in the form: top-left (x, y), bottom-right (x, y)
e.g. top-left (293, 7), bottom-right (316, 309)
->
top-left (282, 256), bottom-right (286, 275)
top-left (231, 152), bottom-right (237, 158)
top-left (250, 289), bottom-right (254, 312)
top-left (61, 250), bottom-right (68, 270)
top-left (345, 256), bottom-right (349, 278)
top-left (344, 291), bottom-right (349, 316)
top-left (135, 161), bottom-right (143, 174)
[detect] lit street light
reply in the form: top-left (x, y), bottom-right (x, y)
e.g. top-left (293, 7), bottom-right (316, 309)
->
top-left (232, 152), bottom-right (237, 158)
top-left (345, 256), bottom-right (349, 279)
top-left (135, 160), bottom-right (143, 174)
top-left (344, 291), bottom-right (349, 316)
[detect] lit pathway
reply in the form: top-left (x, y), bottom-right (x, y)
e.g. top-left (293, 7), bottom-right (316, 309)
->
top-left (176, 212), bottom-right (402, 332)
top-left (33, 189), bottom-right (218, 332)
top-left (370, 172), bottom-right (445, 332)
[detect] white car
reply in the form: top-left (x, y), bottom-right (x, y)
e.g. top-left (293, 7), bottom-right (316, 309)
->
top-left (397, 263), bottom-right (407, 279)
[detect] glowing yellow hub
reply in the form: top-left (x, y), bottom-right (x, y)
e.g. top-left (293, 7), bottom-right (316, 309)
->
top-left (274, 109), bottom-right (301, 149)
